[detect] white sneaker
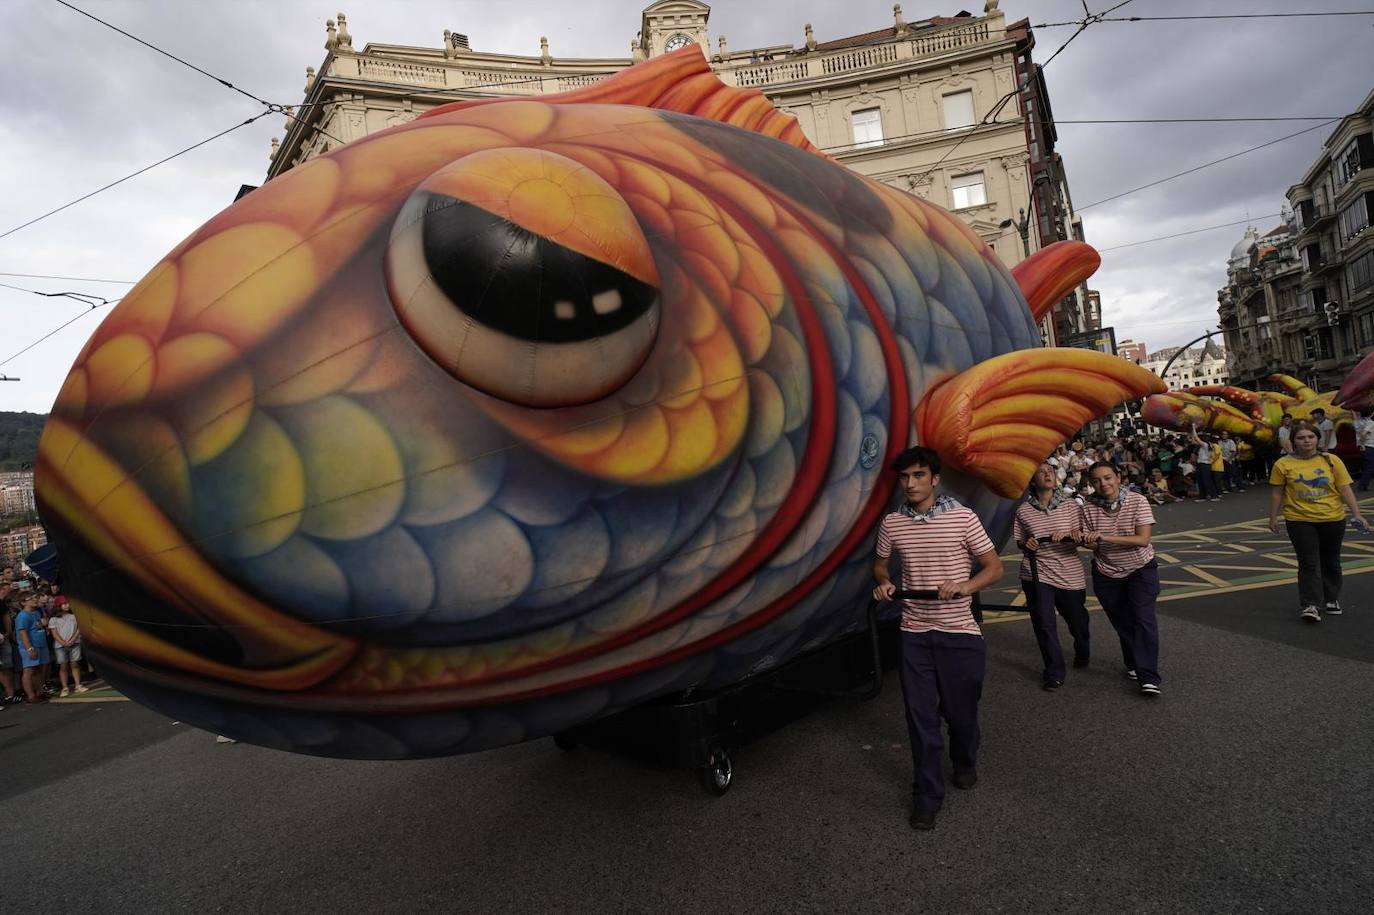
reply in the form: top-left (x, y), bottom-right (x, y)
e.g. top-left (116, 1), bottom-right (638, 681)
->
top-left (214, 735), bottom-right (238, 744)
top-left (1125, 669), bottom-right (1137, 680)
top-left (59, 688), bottom-right (69, 697)
top-left (74, 685), bottom-right (90, 693)
top-left (1301, 605), bottom-right (1321, 623)
top-left (1139, 683), bottom-right (1162, 697)
top-left (1324, 602), bottom-right (1343, 616)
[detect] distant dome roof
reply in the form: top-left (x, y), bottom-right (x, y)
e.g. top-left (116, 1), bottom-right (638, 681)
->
top-left (1229, 227), bottom-right (1260, 263)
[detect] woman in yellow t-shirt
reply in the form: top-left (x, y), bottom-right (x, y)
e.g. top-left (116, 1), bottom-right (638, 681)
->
top-left (1269, 420), bottom-right (1369, 622)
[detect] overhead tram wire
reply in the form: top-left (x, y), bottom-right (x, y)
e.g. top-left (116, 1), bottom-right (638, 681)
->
top-left (1078, 119), bottom-right (1343, 211)
top-left (1035, 11), bottom-right (1374, 27)
top-left (0, 298), bottom-right (122, 370)
top-left (0, 281), bottom-right (119, 307)
top-left (53, 0), bottom-right (345, 147)
top-left (0, 272), bottom-right (136, 285)
top-left (53, 0), bottom-right (270, 106)
top-left (0, 111), bottom-right (272, 243)
top-left (1096, 214), bottom-right (1285, 254)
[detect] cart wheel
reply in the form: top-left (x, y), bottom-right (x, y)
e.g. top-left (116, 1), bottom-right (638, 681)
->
top-left (698, 749), bottom-right (733, 796)
top-left (552, 732), bottom-right (578, 751)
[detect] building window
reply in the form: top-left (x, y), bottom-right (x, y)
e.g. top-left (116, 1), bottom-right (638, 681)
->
top-left (1350, 250), bottom-right (1374, 292)
top-left (942, 90), bottom-right (975, 131)
top-left (950, 172), bottom-right (986, 210)
top-left (1299, 287), bottom-right (1327, 313)
top-left (1301, 243), bottom-right (1325, 272)
top-left (1359, 312), bottom-right (1374, 347)
top-left (1338, 193), bottom-right (1372, 244)
top-left (1335, 134), bottom-right (1373, 190)
top-left (850, 108), bottom-right (883, 148)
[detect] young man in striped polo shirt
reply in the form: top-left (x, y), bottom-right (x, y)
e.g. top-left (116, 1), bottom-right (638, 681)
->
top-left (873, 446), bottom-right (1003, 831)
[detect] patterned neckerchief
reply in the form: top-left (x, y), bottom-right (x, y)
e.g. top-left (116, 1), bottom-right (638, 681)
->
top-left (1024, 488), bottom-right (1069, 513)
top-left (899, 493), bottom-right (961, 523)
top-left (1086, 489), bottom-right (1128, 511)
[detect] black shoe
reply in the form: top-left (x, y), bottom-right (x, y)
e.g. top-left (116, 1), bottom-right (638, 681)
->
top-left (910, 807), bottom-right (937, 830)
top-left (952, 770), bottom-right (978, 790)
top-left (1042, 679), bottom-right (1063, 691)
top-left (1072, 656), bottom-right (1090, 669)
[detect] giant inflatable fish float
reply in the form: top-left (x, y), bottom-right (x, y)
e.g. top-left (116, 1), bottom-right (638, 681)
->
top-left (36, 49), bottom-right (1162, 758)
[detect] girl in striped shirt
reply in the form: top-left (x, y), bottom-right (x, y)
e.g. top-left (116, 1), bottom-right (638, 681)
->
top-left (1013, 462), bottom-right (1090, 691)
top-left (1080, 461), bottom-right (1162, 697)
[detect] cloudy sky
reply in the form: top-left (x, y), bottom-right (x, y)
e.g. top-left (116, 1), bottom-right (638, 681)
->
top-left (1, 0), bottom-right (1370, 413)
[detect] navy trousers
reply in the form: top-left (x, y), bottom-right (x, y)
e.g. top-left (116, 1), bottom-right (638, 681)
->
top-left (1197, 465), bottom-right (1220, 499)
top-left (1020, 580), bottom-right (1090, 682)
top-left (1091, 562), bottom-right (1162, 687)
top-left (897, 630), bottom-right (986, 812)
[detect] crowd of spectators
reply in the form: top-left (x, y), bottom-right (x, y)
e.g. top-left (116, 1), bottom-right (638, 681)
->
top-left (1045, 423), bottom-right (1270, 509)
top-left (0, 564), bottom-right (95, 707)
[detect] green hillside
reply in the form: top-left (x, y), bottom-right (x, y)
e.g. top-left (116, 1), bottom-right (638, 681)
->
top-left (0, 412), bottom-right (46, 470)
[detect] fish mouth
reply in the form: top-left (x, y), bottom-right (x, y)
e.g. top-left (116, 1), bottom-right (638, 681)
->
top-left (35, 417), bottom-right (358, 693)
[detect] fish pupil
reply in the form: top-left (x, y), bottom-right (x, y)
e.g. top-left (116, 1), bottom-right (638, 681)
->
top-left (420, 195), bottom-right (657, 344)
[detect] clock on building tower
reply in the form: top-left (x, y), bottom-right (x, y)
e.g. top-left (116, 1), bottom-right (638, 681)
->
top-left (664, 33), bottom-right (694, 51)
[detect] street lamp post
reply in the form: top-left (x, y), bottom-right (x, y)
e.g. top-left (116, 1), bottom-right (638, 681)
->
top-left (1000, 207), bottom-right (1032, 258)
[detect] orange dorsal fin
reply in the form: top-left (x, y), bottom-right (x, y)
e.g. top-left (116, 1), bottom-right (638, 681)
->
top-left (915, 348), bottom-right (1166, 498)
top-left (1011, 241), bottom-right (1102, 321)
top-left (418, 47), bottom-right (821, 155)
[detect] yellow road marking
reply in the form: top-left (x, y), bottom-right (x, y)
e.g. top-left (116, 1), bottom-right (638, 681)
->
top-left (1154, 551), bottom-right (1178, 563)
top-left (1182, 566), bottom-right (1231, 587)
top-left (1165, 544), bottom-right (1253, 552)
top-left (1188, 562), bottom-right (1308, 573)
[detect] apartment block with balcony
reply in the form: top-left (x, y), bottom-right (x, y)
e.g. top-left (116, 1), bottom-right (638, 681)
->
top-left (1278, 87), bottom-right (1374, 391)
top-left (1217, 222), bottom-right (1304, 389)
top-left (267, 0), bottom-right (1093, 344)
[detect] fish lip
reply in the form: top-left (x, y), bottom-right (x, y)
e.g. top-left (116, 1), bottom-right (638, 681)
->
top-left (33, 418), bottom-right (358, 692)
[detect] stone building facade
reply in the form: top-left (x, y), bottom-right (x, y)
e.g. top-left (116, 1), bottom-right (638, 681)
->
top-left (1141, 340), bottom-right (1230, 392)
top-left (267, 1), bottom-right (1094, 343)
top-left (1220, 88), bottom-right (1374, 393)
top-left (0, 525), bottom-right (45, 566)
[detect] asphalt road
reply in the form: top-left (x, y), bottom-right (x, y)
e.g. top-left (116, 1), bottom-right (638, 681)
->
top-left (4, 489), bottom-right (1372, 912)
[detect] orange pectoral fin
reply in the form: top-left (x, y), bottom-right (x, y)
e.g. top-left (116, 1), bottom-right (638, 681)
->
top-left (1011, 241), bottom-right (1102, 322)
top-left (915, 348), bottom-right (1167, 498)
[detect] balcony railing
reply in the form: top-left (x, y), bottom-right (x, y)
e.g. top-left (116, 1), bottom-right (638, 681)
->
top-left (330, 55), bottom-right (615, 97)
top-left (720, 18), bottom-right (995, 89)
top-left (324, 16), bottom-right (999, 105)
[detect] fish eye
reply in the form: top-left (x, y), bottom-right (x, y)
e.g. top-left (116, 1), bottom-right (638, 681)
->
top-left (386, 148), bottom-right (661, 407)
